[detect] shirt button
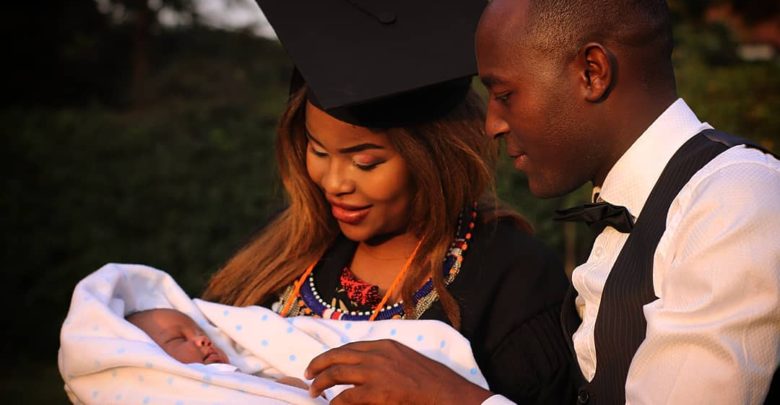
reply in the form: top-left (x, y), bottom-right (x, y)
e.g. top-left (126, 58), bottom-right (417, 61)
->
top-left (594, 247), bottom-right (604, 258)
top-left (577, 389), bottom-right (590, 404)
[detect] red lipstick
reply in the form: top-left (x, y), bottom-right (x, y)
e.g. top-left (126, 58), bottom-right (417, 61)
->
top-left (329, 201), bottom-right (371, 225)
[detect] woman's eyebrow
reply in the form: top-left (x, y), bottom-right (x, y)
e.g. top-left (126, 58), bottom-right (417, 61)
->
top-left (305, 129), bottom-right (385, 154)
top-left (338, 143), bottom-right (385, 154)
top-left (305, 128), bottom-right (324, 146)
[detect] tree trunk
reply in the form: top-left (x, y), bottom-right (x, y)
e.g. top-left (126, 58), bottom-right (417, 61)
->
top-left (131, 0), bottom-right (151, 105)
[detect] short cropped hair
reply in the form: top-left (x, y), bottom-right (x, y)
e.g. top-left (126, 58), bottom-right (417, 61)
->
top-left (525, 0), bottom-right (673, 62)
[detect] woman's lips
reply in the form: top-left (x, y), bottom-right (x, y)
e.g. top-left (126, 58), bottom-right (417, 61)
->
top-left (330, 202), bottom-right (371, 225)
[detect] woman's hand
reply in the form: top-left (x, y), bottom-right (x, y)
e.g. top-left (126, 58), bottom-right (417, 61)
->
top-left (305, 339), bottom-right (493, 405)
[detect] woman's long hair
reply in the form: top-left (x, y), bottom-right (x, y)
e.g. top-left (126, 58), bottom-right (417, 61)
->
top-left (203, 85), bottom-right (524, 329)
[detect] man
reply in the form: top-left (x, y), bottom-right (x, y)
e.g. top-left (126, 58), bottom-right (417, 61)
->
top-left (305, 0), bottom-right (780, 404)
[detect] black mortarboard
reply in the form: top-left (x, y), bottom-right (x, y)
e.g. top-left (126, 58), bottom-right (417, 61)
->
top-left (256, 0), bottom-right (487, 127)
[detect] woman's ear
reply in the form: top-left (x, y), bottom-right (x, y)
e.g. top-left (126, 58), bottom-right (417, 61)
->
top-left (577, 42), bottom-right (615, 103)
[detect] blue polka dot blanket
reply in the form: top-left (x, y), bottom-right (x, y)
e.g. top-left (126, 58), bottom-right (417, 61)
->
top-left (59, 263), bottom-right (489, 404)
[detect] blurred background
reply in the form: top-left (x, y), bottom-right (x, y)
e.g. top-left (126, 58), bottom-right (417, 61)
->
top-left (1, 0), bottom-right (778, 402)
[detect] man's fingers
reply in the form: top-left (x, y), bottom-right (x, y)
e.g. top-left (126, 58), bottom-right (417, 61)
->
top-left (328, 385), bottom-right (373, 405)
top-left (305, 340), bottom-right (397, 378)
top-left (305, 347), bottom-right (366, 379)
top-left (333, 339), bottom-right (399, 353)
top-left (308, 364), bottom-right (368, 398)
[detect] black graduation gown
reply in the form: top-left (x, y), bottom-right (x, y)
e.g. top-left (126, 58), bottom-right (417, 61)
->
top-left (274, 217), bottom-right (577, 404)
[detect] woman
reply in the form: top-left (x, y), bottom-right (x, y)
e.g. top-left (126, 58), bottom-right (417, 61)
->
top-left (203, 1), bottom-right (574, 402)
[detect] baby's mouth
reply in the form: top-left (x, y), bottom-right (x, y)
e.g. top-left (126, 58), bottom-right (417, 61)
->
top-left (204, 351), bottom-right (222, 363)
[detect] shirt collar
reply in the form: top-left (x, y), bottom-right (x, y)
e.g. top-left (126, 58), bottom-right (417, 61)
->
top-left (597, 98), bottom-right (712, 218)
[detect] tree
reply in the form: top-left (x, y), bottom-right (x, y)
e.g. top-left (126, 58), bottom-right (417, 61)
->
top-left (97, 0), bottom-right (198, 104)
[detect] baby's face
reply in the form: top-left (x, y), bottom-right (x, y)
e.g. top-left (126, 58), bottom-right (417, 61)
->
top-left (128, 308), bottom-right (228, 365)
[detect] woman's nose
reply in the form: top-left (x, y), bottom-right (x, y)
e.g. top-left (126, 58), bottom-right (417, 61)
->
top-left (321, 162), bottom-right (355, 195)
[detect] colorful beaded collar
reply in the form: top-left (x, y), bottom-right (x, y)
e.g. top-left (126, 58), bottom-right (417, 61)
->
top-left (280, 204), bottom-right (477, 321)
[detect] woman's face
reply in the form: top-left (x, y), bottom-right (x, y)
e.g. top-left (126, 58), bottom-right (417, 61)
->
top-left (304, 101), bottom-right (414, 242)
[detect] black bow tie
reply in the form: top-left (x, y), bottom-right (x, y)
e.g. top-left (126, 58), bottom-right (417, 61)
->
top-left (554, 202), bottom-right (635, 234)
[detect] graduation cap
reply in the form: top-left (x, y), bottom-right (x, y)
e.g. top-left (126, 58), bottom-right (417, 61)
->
top-left (256, 0), bottom-right (487, 127)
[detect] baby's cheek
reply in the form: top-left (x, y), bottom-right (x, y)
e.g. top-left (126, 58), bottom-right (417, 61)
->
top-left (217, 349), bottom-right (229, 364)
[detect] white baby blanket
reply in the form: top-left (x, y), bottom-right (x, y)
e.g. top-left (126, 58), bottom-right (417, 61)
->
top-left (59, 263), bottom-right (488, 404)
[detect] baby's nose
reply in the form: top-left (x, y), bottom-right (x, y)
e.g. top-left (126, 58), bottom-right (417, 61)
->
top-left (194, 334), bottom-right (213, 347)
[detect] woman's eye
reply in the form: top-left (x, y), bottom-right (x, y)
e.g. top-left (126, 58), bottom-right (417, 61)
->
top-left (353, 161), bottom-right (379, 171)
top-left (352, 156), bottom-right (382, 171)
top-left (309, 146), bottom-right (328, 157)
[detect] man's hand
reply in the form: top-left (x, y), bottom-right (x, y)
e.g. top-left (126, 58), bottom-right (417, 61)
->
top-left (305, 339), bottom-right (493, 405)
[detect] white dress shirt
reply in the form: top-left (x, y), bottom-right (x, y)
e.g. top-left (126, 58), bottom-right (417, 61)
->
top-left (484, 99), bottom-right (780, 405)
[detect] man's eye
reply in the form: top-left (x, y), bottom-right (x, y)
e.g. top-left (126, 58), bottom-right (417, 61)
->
top-left (494, 92), bottom-right (512, 104)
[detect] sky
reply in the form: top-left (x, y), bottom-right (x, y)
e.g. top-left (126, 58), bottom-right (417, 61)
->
top-left (94, 0), bottom-right (278, 38)
top-left (194, 0), bottom-right (277, 38)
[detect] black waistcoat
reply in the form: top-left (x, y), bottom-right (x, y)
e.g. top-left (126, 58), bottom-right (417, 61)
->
top-left (560, 130), bottom-right (779, 404)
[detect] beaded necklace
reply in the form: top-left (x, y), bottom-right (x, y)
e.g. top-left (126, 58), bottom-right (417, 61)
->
top-left (278, 203), bottom-right (477, 321)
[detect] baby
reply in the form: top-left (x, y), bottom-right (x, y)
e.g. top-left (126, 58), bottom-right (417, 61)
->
top-left (126, 308), bottom-right (308, 389)
top-left (61, 264), bottom-right (488, 404)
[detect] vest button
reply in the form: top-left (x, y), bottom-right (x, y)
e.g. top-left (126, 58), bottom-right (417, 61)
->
top-left (577, 389), bottom-right (590, 404)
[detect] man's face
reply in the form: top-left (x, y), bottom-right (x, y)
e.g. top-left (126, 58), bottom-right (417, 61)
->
top-left (475, 0), bottom-right (602, 198)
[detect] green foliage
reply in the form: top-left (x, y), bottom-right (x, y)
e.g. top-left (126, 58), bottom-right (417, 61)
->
top-left (678, 60), bottom-right (780, 151)
top-left (674, 28), bottom-right (780, 152)
top-left (1, 28), bottom-right (291, 369)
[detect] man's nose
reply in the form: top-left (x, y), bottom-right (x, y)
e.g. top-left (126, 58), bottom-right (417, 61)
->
top-left (485, 105), bottom-right (510, 140)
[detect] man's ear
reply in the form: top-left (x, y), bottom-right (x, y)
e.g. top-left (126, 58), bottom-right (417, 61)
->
top-left (577, 43), bottom-right (615, 102)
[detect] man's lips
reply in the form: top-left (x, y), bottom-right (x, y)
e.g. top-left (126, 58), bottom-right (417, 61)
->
top-left (329, 201), bottom-right (371, 225)
top-left (507, 147), bottom-right (526, 159)
top-left (508, 150), bottom-right (529, 170)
